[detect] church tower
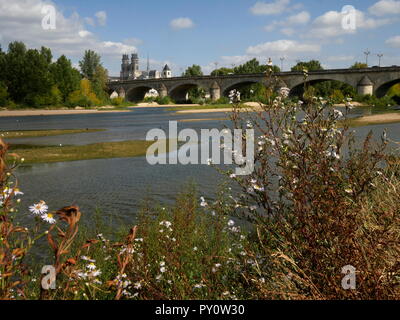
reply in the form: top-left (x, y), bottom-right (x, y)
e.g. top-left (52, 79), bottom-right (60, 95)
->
top-left (120, 54), bottom-right (130, 80)
top-left (131, 53), bottom-right (139, 78)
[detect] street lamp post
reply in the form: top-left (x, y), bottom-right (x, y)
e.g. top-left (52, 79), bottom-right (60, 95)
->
top-left (364, 49), bottom-right (371, 67)
top-left (280, 57), bottom-right (285, 71)
top-left (377, 54), bottom-right (383, 67)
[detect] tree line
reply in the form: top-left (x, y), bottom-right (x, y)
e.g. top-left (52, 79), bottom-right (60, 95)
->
top-left (0, 41), bottom-right (114, 108)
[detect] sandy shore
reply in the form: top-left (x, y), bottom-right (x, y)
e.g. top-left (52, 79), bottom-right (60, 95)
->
top-left (0, 109), bottom-right (132, 117)
top-left (176, 107), bottom-right (263, 114)
top-left (353, 112), bottom-right (400, 124)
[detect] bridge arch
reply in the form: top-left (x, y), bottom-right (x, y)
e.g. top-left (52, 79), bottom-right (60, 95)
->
top-left (222, 80), bottom-right (261, 97)
top-left (169, 83), bottom-right (203, 103)
top-left (375, 78), bottom-right (400, 99)
top-left (289, 79), bottom-right (356, 98)
top-left (126, 86), bottom-right (158, 102)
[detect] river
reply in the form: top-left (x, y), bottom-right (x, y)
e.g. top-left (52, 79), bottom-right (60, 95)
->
top-left (0, 106), bottom-right (399, 227)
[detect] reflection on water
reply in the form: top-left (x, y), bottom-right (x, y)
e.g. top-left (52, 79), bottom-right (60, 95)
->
top-left (1, 106), bottom-right (399, 227)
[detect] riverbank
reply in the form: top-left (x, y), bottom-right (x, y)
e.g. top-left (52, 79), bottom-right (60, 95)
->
top-left (0, 108), bottom-right (132, 117)
top-left (1, 129), bottom-right (105, 139)
top-left (346, 112), bottom-right (400, 127)
top-left (8, 139), bottom-right (158, 164)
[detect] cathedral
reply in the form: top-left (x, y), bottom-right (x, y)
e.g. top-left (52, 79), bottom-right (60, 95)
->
top-left (120, 53), bottom-right (172, 80)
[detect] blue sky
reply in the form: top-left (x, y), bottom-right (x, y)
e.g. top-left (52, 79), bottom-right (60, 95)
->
top-left (0, 0), bottom-right (399, 75)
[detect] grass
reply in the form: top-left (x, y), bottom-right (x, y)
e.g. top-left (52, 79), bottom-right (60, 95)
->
top-left (8, 139), bottom-right (162, 164)
top-left (0, 129), bottom-right (105, 139)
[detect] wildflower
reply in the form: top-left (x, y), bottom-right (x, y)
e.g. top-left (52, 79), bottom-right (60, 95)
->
top-left (160, 267), bottom-right (167, 273)
top-left (193, 247), bottom-right (198, 251)
top-left (160, 221), bottom-right (172, 228)
top-left (81, 256), bottom-right (95, 262)
top-left (200, 197), bottom-right (208, 207)
top-left (333, 109), bottom-right (343, 118)
top-left (86, 263), bottom-right (97, 271)
top-left (194, 283), bottom-right (206, 289)
top-left (230, 173), bottom-right (236, 179)
top-left (228, 220), bottom-right (235, 227)
top-left (253, 184), bottom-right (265, 192)
top-left (279, 87), bottom-right (290, 99)
top-left (29, 201), bottom-right (48, 215)
top-left (160, 261), bottom-right (165, 267)
top-left (134, 282), bottom-right (142, 290)
top-left (41, 212), bottom-right (56, 224)
top-left (91, 270), bottom-right (102, 277)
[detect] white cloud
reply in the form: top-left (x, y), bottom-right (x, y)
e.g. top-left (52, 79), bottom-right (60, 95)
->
top-left (265, 11), bottom-right (310, 32)
top-left (286, 10), bottom-right (310, 24)
top-left (246, 39), bottom-right (320, 55)
top-left (0, 0), bottom-right (136, 59)
top-left (369, 0), bottom-right (400, 16)
top-left (95, 11), bottom-right (107, 26)
top-left (84, 17), bottom-right (95, 26)
top-left (308, 9), bottom-right (393, 38)
top-left (170, 17), bottom-right (194, 30)
top-left (250, 0), bottom-right (291, 15)
top-left (386, 35), bottom-right (400, 47)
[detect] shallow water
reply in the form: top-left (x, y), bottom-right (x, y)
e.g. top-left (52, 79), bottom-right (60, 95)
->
top-left (0, 107), bottom-right (399, 227)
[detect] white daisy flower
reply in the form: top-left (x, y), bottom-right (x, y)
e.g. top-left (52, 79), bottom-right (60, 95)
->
top-left (41, 212), bottom-right (56, 224)
top-left (86, 263), bottom-right (97, 271)
top-left (29, 201), bottom-right (48, 215)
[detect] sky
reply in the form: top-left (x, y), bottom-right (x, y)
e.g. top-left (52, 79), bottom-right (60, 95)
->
top-left (0, 0), bottom-right (399, 76)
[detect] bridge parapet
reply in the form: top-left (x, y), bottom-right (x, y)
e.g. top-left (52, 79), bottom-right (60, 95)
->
top-left (107, 67), bottom-right (400, 102)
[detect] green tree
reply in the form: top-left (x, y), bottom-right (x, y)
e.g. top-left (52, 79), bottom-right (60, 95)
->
top-left (350, 62), bottom-right (368, 69)
top-left (291, 60), bottom-right (323, 72)
top-left (211, 67), bottom-right (233, 76)
top-left (234, 58), bottom-right (280, 74)
top-left (3, 42), bottom-right (28, 103)
top-left (0, 82), bottom-right (9, 107)
top-left (51, 55), bottom-right (81, 102)
top-left (79, 50), bottom-right (101, 80)
top-left (23, 47), bottom-right (55, 106)
top-left (0, 46), bottom-right (6, 83)
top-left (183, 65), bottom-right (203, 77)
top-left (92, 65), bottom-right (109, 101)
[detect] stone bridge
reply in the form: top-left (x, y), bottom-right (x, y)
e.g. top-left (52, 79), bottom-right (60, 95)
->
top-left (107, 66), bottom-right (400, 102)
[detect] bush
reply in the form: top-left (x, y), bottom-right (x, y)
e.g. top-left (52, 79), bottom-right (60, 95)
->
top-left (0, 82), bottom-right (9, 107)
top-left (224, 78), bottom-right (399, 299)
top-left (356, 94), bottom-right (395, 108)
top-left (155, 96), bottom-right (174, 105)
top-left (111, 97), bottom-right (125, 106)
top-left (330, 89), bottom-right (345, 104)
top-left (67, 79), bottom-right (101, 108)
top-left (211, 97), bottom-right (230, 105)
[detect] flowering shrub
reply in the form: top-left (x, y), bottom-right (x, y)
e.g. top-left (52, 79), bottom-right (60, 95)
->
top-left (224, 71), bottom-right (400, 299)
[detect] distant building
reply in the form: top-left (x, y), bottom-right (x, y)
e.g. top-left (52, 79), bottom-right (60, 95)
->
top-left (120, 53), bottom-right (171, 80)
top-left (163, 64), bottom-right (172, 78)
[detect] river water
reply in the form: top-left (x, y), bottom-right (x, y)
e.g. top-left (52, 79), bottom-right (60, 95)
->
top-left (1, 107), bottom-right (399, 227)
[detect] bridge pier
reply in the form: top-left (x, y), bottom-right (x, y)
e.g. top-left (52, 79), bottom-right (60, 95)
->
top-left (210, 82), bottom-right (221, 101)
top-left (158, 84), bottom-right (168, 98)
top-left (357, 76), bottom-right (374, 96)
top-left (118, 88), bottom-right (126, 99)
